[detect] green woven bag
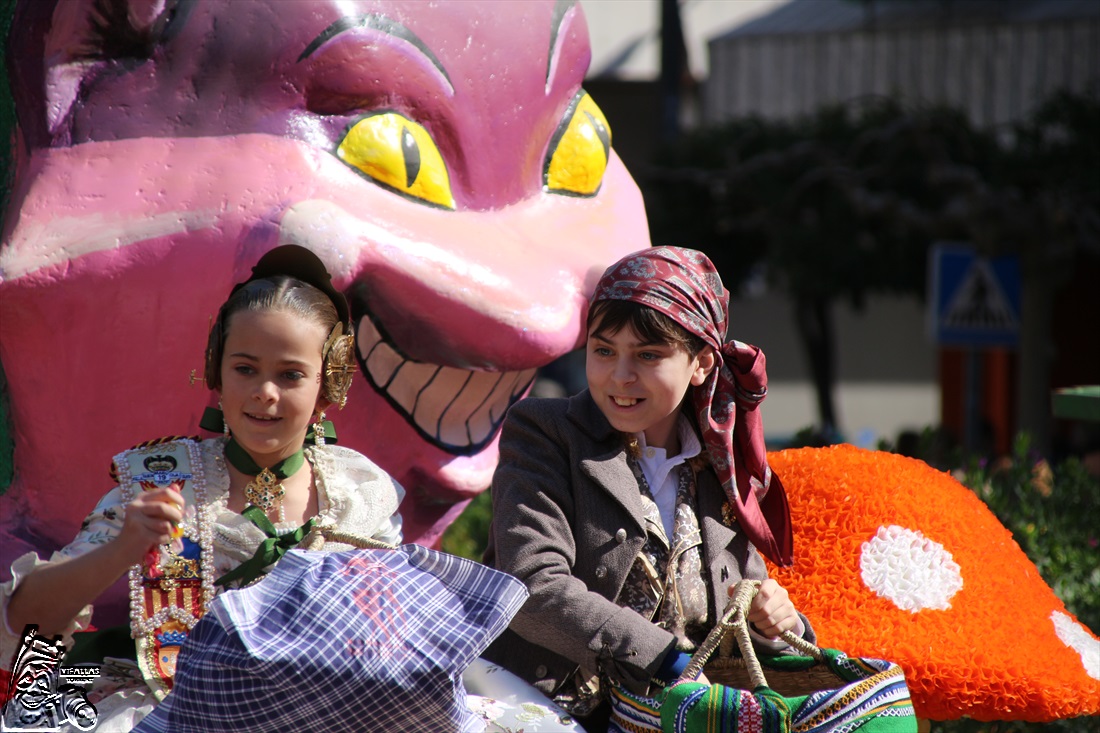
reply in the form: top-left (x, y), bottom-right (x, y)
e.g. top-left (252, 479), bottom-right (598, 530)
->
top-left (609, 581), bottom-right (917, 733)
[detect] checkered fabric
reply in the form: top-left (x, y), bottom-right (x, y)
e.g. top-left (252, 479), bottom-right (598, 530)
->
top-left (133, 546), bottom-right (527, 733)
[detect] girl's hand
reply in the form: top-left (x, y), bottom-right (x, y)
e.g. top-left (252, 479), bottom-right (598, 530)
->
top-left (117, 486), bottom-right (185, 563)
top-left (742, 578), bottom-right (799, 639)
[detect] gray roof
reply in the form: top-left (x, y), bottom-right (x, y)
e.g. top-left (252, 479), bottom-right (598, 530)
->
top-left (714, 0), bottom-right (1100, 40)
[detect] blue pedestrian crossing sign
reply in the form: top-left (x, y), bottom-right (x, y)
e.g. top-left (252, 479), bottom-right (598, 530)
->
top-left (930, 245), bottom-right (1021, 347)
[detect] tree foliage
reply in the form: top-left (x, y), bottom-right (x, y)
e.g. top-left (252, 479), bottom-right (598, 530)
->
top-left (644, 97), bottom-right (996, 306)
top-left (639, 90), bottom-right (1099, 443)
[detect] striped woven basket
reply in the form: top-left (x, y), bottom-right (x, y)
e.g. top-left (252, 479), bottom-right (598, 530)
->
top-left (609, 580), bottom-right (916, 733)
top-left (701, 584), bottom-right (847, 696)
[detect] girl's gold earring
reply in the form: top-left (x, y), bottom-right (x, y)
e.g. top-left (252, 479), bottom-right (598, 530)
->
top-left (313, 411), bottom-right (326, 447)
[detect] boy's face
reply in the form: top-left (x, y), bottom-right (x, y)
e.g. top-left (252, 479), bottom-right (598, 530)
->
top-left (585, 321), bottom-right (714, 452)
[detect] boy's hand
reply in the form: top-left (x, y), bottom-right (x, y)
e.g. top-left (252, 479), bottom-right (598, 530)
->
top-left (117, 486), bottom-right (185, 563)
top-left (740, 578), bottom-right (799, 639)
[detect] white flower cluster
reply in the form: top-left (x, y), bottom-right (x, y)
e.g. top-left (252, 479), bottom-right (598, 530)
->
top-left (860, 524), bottom-right (963, 612)
top-left (1051, 611), bottom-right (1100, 681)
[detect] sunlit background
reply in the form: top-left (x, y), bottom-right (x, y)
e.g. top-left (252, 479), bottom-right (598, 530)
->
top-left (568, 0), bottom-right (1099, 463)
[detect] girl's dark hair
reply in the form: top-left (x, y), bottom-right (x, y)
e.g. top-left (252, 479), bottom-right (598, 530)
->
top-left (586, 299), bottom-right (707, 356)
top-left (226, 276), bottom-right (339, 336)
top-left (203, 276), bottom-right (343, 393)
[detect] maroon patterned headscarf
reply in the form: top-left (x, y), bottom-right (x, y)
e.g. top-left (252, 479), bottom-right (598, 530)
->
top-left (591, 246), bottom-right (793, 566)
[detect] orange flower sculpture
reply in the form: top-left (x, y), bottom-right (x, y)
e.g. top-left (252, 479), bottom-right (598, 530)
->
top-left (767, 445), bottom-right (1099, 722)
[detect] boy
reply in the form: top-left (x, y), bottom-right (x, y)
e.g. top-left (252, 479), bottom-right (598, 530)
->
top-left (485, 247), bottom-right (812, 730)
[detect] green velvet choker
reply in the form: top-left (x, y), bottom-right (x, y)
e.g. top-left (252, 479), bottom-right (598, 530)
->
top-left (199, 406), bottom-right (338, 516)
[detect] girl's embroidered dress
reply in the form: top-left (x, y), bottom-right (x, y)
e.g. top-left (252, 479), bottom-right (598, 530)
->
top-left (1, 437), bottom-right (581, 732)
top-left (1, 436), bottom-right (402, 730)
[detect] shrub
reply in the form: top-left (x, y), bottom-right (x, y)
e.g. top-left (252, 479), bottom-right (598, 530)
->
top-left (440, 490), bottom-right (492, 561)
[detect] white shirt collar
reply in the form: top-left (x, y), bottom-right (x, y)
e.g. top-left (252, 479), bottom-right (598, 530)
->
top-left (634, 413), bottom-right (702, 463)
top-left (634, 414), bottom-right (702, 540)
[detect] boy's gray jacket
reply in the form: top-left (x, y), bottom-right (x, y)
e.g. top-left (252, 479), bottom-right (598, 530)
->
top-left (483, 390), bottom-right (812, 697)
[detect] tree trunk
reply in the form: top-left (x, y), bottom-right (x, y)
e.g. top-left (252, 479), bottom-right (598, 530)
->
top-left (1016, 260), bottom-right (1059, 458)
top-left (658, 0), bottom-right (686, 144)
top-left (793, 296), bottom-right (839, 436)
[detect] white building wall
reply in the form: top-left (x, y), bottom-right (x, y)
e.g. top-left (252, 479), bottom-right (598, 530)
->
top-left (728, 291), bottom-right (938, 447)
top-left (583, 0), bottom-right (786, 80)
top-left (705, 19), bottom-right (1100, 125)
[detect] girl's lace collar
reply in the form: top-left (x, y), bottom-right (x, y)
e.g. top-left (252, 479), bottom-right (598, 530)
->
top-left (199, 437), bottom-right (344, 532)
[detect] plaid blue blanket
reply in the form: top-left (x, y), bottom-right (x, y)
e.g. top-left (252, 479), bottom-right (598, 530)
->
top-left (134, 546), bottom-right (527, 732)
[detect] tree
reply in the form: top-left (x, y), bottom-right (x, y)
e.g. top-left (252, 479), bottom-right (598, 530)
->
top-left (643, 97), bottom-right (994, 437)
top-left (951, 89), bottom-right (1100, 455)
top-left (642, 90), bottom-right (1099, 449)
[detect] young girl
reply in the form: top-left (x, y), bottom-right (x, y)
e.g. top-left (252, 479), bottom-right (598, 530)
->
top-left (1, 245), bottom-right (404, 729)
top-left (485, 246), bottom-right (813, 729)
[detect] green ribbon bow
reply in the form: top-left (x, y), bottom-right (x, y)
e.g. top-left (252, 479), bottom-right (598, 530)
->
top-left (215, 506), bottom-right (315, 588)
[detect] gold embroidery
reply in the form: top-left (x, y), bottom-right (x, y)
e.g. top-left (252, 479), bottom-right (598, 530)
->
top-left (164, 558), bottom-right (200, 580)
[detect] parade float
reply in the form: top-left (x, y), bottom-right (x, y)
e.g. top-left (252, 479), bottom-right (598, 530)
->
top-left (1, 0), bottom-right (1096, 726)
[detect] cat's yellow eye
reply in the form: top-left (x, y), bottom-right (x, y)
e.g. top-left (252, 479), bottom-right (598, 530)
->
top-left (544, 91), bottom-right (611, 197)
top-left (337, 112), bottom-right (455, 210)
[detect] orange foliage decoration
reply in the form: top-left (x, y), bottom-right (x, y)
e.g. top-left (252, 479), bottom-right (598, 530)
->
top-left (767, 445), bottom-right (1099, 721)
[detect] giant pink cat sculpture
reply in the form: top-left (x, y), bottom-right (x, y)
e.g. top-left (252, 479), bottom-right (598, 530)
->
top-left (0, 0), bottom-right (648, 592)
